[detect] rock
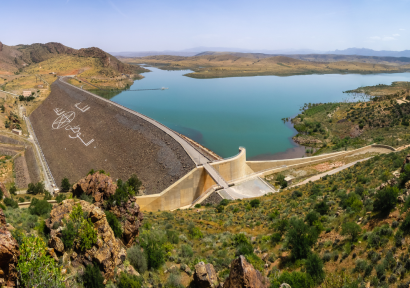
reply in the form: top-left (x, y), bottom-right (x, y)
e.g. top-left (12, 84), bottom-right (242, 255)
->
top-left (398, 195), bottom-right (405, 203)
top-left (71, 252), bottom-right (78, 260)
top-left (72, 173), bottom-right (144, 247)
top-left (280, 284), bottom-right (291, 288)
top-left (261, 253), bottom-right (268, 261)
top-left (46, 248), bottom-right (59, 262)
top-left (224, 256), bottom-right (269, 288)
top-left (193, 262), bottom-right (219, 288)
top-left (0, 183), bottom-right (10, 199)
top-left (45, 199), bottom-right (126, 281)
top-left (124, 265), bottom-right (140, 277)
top-left (0, 208), bottom-right (20, 287)
top-left (48, 235), bottom-right (64, 253)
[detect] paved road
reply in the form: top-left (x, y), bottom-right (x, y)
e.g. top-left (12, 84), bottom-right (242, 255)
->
top-left (59, 76), bottom-right (211, 165)
top-left (289, 157), bottom-right (371, 188)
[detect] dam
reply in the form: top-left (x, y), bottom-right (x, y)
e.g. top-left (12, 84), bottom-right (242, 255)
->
top-left (28, 77), bottom-right (396, 211)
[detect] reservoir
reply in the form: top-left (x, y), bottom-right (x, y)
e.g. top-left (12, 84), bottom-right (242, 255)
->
top-left (111, 68), bottom-right (410, 159)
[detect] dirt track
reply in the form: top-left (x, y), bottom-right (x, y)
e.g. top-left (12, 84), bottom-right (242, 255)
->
top-left (29, 80), bottom-right (195, 194)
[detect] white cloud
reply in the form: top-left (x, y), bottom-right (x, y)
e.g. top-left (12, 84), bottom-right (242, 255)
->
top-left (369, 36), bottom-right (381, 40)
top-left (400, 28), bottom-right (406, 31)
top-left (393, 33), bottom-right (400, 37)
top-left (369, 36), bottom-right (396, 41)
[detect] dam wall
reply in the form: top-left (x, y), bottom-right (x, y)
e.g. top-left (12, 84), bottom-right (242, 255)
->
top-left (136, 144), bottom-right (395, 211)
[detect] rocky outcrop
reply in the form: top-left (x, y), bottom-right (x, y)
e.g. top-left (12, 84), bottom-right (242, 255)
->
top-left (193, 262), bottom-right (219, 288)
top-left (72, 172), bottom-right (117, 205)
top-left (0, 208), bottom-right (20, 287)
top-left (224, 256), bottom-right (269, 288)
top-left (292, 136), bottom-right (323, 146)
top-left (0, 183), bottom-right (10, 199)
top-left (73, 172), bottom-right (143, 247)
top-left (45, 199), bottom-right (127, 281)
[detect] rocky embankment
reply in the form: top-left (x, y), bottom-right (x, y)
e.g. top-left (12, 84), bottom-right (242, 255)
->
top-left (72, 172), bottom-right (144, 247)
top-left (0, 208), bottom-right (19, 287)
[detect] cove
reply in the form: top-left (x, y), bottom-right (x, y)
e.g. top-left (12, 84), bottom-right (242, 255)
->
top-left (111, 68), bottom-right (410, 159)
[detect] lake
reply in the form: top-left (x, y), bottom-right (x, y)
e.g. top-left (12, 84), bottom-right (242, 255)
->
top-left (111, 68), bottom-right (410, 159)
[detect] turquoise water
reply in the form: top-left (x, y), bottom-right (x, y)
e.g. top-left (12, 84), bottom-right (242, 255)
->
top-left (111, 68), bottom-right (410, 159)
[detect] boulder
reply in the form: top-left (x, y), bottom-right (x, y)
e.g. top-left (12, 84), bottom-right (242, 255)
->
top-left (0, 208), bottom-right (20, 287)
top-left (45, 199), bottom-right (127, 281)
top-left (224, 256), bottom-right (269, 288)
top-left (193, 262), bottom-right (219, 288)
top-left (0, 183), bottom-right (10, 199)
top-left (72, 173), bottom-right (143, 247)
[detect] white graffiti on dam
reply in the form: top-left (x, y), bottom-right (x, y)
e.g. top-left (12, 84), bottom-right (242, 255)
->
top-left (75, 102), bottom-right (90, 112)
top-left (52, 108), bottom-right (94, 147)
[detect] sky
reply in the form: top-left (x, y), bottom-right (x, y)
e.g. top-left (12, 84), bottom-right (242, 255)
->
top-left (1, 0), bottom-right (409, 52)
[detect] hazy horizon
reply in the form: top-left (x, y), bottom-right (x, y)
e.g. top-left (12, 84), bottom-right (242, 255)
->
top-left (2, 0), bottom-right (409, 52)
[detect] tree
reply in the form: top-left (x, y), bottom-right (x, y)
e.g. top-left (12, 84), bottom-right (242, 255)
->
top-left (127, 245), bottom-right (148, 274)
top-left (61, 177), bottom-right (71, 192)
top-left (78, 218), bottom-right (97, 251)
top-left (305, 211), bottom-right (319, 226)
top-left (140, 230), bottom-right (166, 270)
top-left (29, 198), bottom-right (52, 216)
top-left (9, 183), bottom-right (16, 195)
top-left (286, 218), bottom-right (319, 260)
top-left (276, 174), bottom-right (287, 188)
top-left (17, 235), bottom-right (65, 288)
top-left (305, 253), bottom-right (325, 284)
top-left (314, 200), bottom-right (329, 215)
top-left (373, 186), bottom-right (399, 214)
top-left (249, 199), bottom-right (260, 208)
top-left (4, 197), bottom-right (18, 209)
top-left (127, 174), bottom-right (142, 195)
top-left (341, 222), bottom-right (361, 242)
top-left (83, 263), bottom-right (104, 288)
top-left (62, 221), bottom-right (76, 249)
top-left (274, 218), bottom-right (289, 235)
top-left (105, 211), bottom-right (122, 238)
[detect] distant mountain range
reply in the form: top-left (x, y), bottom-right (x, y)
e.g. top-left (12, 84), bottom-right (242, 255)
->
top-left (111, 47), bottom-right (410, 58)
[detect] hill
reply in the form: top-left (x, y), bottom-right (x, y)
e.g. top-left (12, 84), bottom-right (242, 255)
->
top-left (122, 54), bottom-right (410, 78)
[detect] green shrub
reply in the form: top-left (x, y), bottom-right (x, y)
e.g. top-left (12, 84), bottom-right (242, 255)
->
top-left (194, 204), bottom-right (201, 208)
top-left (105, 211), bottom-right (122, 238)
top-left (9, 183), bottom-right (17, 195)
top-left (43, 191), bottom-right (52, 201)
top-left (271, 271), bottom-right (313, 288)
top-left (18, 197), bottom-right (24, 202)
top-left (314, 201), bottom-right (329, 215)
top-left (271, 232), bottom-right (282, 244)
top-left (166, 230), bottom-right (179, 244)
top-left (188, 224), bottom-right (203, 239)
top-left (62, 221), bottom-right (76, 249)
top-left (236, 242), bottom-right (253, 256)
top-left (4, 197), bottom-right (18, 209)
top-left (29, 198), bottom-right (52, 216)
top-left (220, 199), bottom-right (230, 206)
top-left (373, 186), bottom-right (398, 214)
top-left (292, 190), bottom-right (303, 198)
top-left (286, 218), bottom-right (319, 260)
top-left (17, 235), bottom-right (65, 288)
top-left (0, 203), bottom-right (5, 210)
top-left (305, 211), bottom-right (319, 226)
top-left (83, 263), bottom-right (104, 288)
top-left (166, 272), bottom-right (183, 288)
top-left (127, 245), bottom-right (148, 274)
top-left (274, 218), bottom-right (289, 235)
top-left (141, 230), bottom-right (166, 270)
top-left (61, 177), bottom-right (71, 192)
top-left (245, 253), bottom-right (264, 272)
top-left (0, 188), bottom-right (3, 200)
top-left (117, 272), bottom-right (142, 288)
top-left (232, 233), bottom-right (249, 246)
top-left (80, 193), bottom-right (93, 203)
top-left (400, 213), bottom-right (410, 234)
top-left (341, 222), bottom-right (361, 242)
top-left (276, 174), bottom-right (287, 188)
top-left (127, 174), bottom-right (142, 195)
top-left (305, 253), bottom-right (325, 284)
top-left (27, 182), bottom-right (45, 195)
top-left (56, 194), bottom-right (66, 204)
top-left (216, 205), bottom-right (224, 213)
top-left (78, 218), bottom-right (97, 251)
top-left (180, 244), bottom-right (194, 258)
top-left (249, 199), bottom-right (260, 208)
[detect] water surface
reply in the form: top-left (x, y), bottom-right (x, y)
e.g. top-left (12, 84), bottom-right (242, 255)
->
top-left (111, 68), bottom-right (410, 159)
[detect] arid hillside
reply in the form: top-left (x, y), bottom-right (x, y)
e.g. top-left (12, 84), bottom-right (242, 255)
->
top-left (123, 54), bottom-right (410, 78)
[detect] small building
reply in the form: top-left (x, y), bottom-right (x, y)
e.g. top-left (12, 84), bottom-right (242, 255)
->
top-left (284, 176), bottom-right (295, 185)
top-left (38, 84), bottom-right (43, 88)
top-left (22, 90), bottom-right (31, 97)
top-left (12, 129), bottom-right (22, 136)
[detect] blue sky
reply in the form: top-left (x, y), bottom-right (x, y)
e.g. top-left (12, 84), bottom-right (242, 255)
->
top-left (1, 0), bottom-right (409, 52)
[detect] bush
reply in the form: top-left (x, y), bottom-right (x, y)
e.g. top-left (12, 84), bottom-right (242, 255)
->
top-left (305, 211), bottom-right (319, 226)
top-left (61, 177), bottom-right (71, 192)
top-left (292, 190), bottom-right (303, 198)
top-left (166, 230), bottom-right (179, 244)
top-left (166, 272), bottom-right (183, 288)
top-left (9, 184), bottom-right (17, 195)
top-left (17, 235), bottom-right (65, 287)
top-left (271, 232), bottom-right (282, 244)
top-left (271, 271), bottom-right (313, 288)
top-left (188, 223), bottom-right (203, 239)
top-left (83, 263), bottom-right (104, 288)
top-left (127, 174), bottom-right (142, 195)
top-left (141, 230), bottom-right (166, 270)
top-left (78, 218), bottom-right (97, 251)
top-left (0, 188), bottom-right (3, 200)
top-left (105, 211), bottom-right (122, 238)
top-left (62, 221), bottom-right (76, 249)
top-left (117, 272), bottom-right (142, 288)
top-left (27, 182), bottom-right (45, 195)
top-left (249, 199), bottom-right (260, 208)
top-left (314, 201), bottom-right (329, 215)
top-left (232, 233), bottom-right (250, 246)
top-left (286, 218), bottom-right (319, 260)
top-left (127, 245), bottom-right (148, 274)
top-left (4, 197), bottom-right (18, 208)
top-left (80, 193), bottom-right (93, 203)
top-left (220, 199), bottom-right (230, 206)
top-left (373, 186), bottom-right (399, 214)
top-left (216, 205), bottom-right (224, 213)
top-left (305, 253), bottom-right (325, 284)
top-left (276, 174), bottom-right (287, 188)
top-left (43, 191), bottom-right (52, 201)
top-left (56, 194), bottom-right (66, 204)
top-left (29, 198), bottom-right (52, 216)
top-left (400, 213), bottom-right (410, 234)
top-left (341, 222), bottom-right (361, 242)
top-left (180, 244), bottom-right (194, 258)
top-left (236, 242), bottom-right (253, 256)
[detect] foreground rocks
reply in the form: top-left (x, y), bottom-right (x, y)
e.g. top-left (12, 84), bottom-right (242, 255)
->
top-left (72, 172), bottom-right (143, 247)
top-left (223, 256), bottom-right (269, 288)
top-left (0, 208), bottom-right (20, 287)
top-left (193, 261), bottom-right (219, 288)
top-left (0, 183), bottom-right (10, 199)
top-left (46, 199), bottom-right (127, 281)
